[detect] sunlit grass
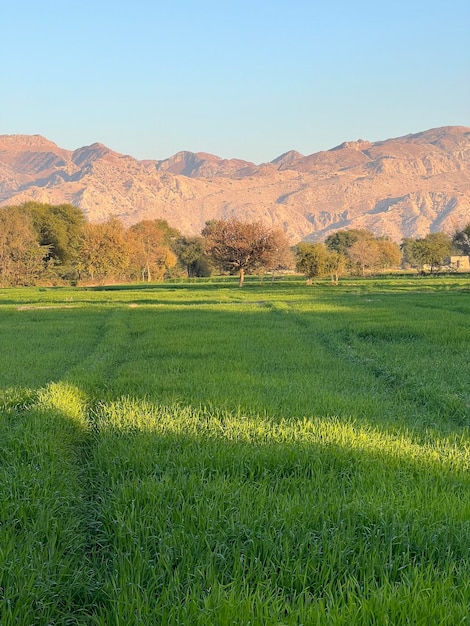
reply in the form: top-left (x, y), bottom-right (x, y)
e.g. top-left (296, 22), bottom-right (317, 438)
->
top-left (0, 383), bottom-right (95, 625)
top-left (1, 276), bottom-right (469, 624)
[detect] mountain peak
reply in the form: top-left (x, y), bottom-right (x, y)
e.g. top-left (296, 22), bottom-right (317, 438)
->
top-left (330, 139), bottom-right (372, 152)
top-left (271, 150), bottom-right (304, 166)
top-left (155, 151), bottom-right (256, 178)
top-left (0, 134), bottom-right (62, 152)
top-left (1, 126), bottom-right (469, 243)
top-left (71, 142), bottom-right (124, 167)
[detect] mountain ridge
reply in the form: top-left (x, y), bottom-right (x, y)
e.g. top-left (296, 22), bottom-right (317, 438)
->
top-left (1, 126), bottom-right (469, 243)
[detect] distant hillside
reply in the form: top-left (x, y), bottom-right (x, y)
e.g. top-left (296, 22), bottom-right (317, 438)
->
top-left (1, 126), bottom-right (469, 242)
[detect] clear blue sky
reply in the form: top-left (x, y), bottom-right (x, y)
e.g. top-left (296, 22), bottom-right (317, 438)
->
top-left (1, 0), bottom-right (469, 162)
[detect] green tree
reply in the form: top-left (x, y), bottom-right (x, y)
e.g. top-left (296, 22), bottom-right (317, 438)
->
top-left (0, 206), bottom-right (45, 286)
top-left (453, 223), bottom-right (470, 255)
top-left (202, 219), bottom-right (290, 287)
top-left (400, 237), bottom-right (418, 268)
top-left (410, 232), bottom-right (452, 274)
top-left (25, 202), bottom-right (85, 277)
top-left (295, 242), bottom-right (330, 284)
top-left (325, 229), bottom-right (369, 255)
top-left (174, 236), bottom-right (212, 277)
top-left (325, 250), bottom-right (347, 285)
top-left (153, 219), bottom-right (181, 246)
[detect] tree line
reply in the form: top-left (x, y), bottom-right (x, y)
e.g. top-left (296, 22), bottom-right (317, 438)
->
top-left (0, 201), bottom-right (469, 287)
top-left (296, 227), bottom-right (469, 284)
top-left (0, 202), bottom-right (212, 286)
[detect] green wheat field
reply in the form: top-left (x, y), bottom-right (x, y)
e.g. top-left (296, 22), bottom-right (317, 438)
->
top-left (1, 276), bottom-right (469, 625)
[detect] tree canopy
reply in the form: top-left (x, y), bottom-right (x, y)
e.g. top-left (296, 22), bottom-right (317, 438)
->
top-left (406, 232), bottom-right (452, 273)
top-left (0, 202), bottom-right (467, 286)
top-left (0, 206), bottom-right (45, 286)
top-left (26, 202), bottom-right (86, 280)
top-left (129, 220), bottom-right (177, 282)
top-left (453, 223), bottom-right (470, 255)
top-left (202, 218), bottom-right (290, 286)
top-left (173, 236), bottom-right (212, 277)
top-left (325, 229), bottom-right (401, 275)
top-left (295, 242), bottom-right (347, 285)
top-left (325, 229), bottom-right (364, 255)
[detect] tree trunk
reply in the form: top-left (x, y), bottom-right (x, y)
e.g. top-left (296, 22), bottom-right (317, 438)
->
top-left (238, 268), bottom-right (245, 287)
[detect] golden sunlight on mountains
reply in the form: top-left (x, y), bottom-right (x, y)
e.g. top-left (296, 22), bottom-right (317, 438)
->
top-left (1, 126), bottom-right (469, 242)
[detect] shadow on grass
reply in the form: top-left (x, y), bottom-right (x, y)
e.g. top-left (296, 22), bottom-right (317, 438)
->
top-left (1, 292), bottom-right (469, 440)
top-left (1, 383), bottom-right (469, 624)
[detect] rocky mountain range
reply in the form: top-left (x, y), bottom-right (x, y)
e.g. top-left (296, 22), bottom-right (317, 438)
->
top-left (1, 126), bottom-right (469, 243)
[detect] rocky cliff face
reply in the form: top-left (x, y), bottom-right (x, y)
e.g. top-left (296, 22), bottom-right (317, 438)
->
top-left (1, 126), bottom-right (469, 243)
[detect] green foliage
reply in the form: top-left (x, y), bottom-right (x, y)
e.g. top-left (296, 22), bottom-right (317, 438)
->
top-left (408, 232), bottom-right (452, 273)
top-left (0, 203), bottom-right (464, 287)
top-left (326, 249), bottom-right (347, 284)
top-left (26, 201), bottom-right (85, 267)
top-left (295, 242), bottom-right (330, 281)
top-left (0, 206), bottom-right (45, 286)
top-left (296, 242), bottom-right (347, 284)
top-left (325, 228), bottom-right (367, 255)
top-left (400, 237), bottom-right (417, 268)
top-left (151, 218), bottom-right (181, 245)
top-left (0, 205), bottom-right (184, 286)
top-left (453, 222), bottom-right (470, 255)
top-left (173, 236), bottom-right (212, 277)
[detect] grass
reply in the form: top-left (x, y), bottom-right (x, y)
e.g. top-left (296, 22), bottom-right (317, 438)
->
top-left (0, 275), bottom-right (469, 624)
